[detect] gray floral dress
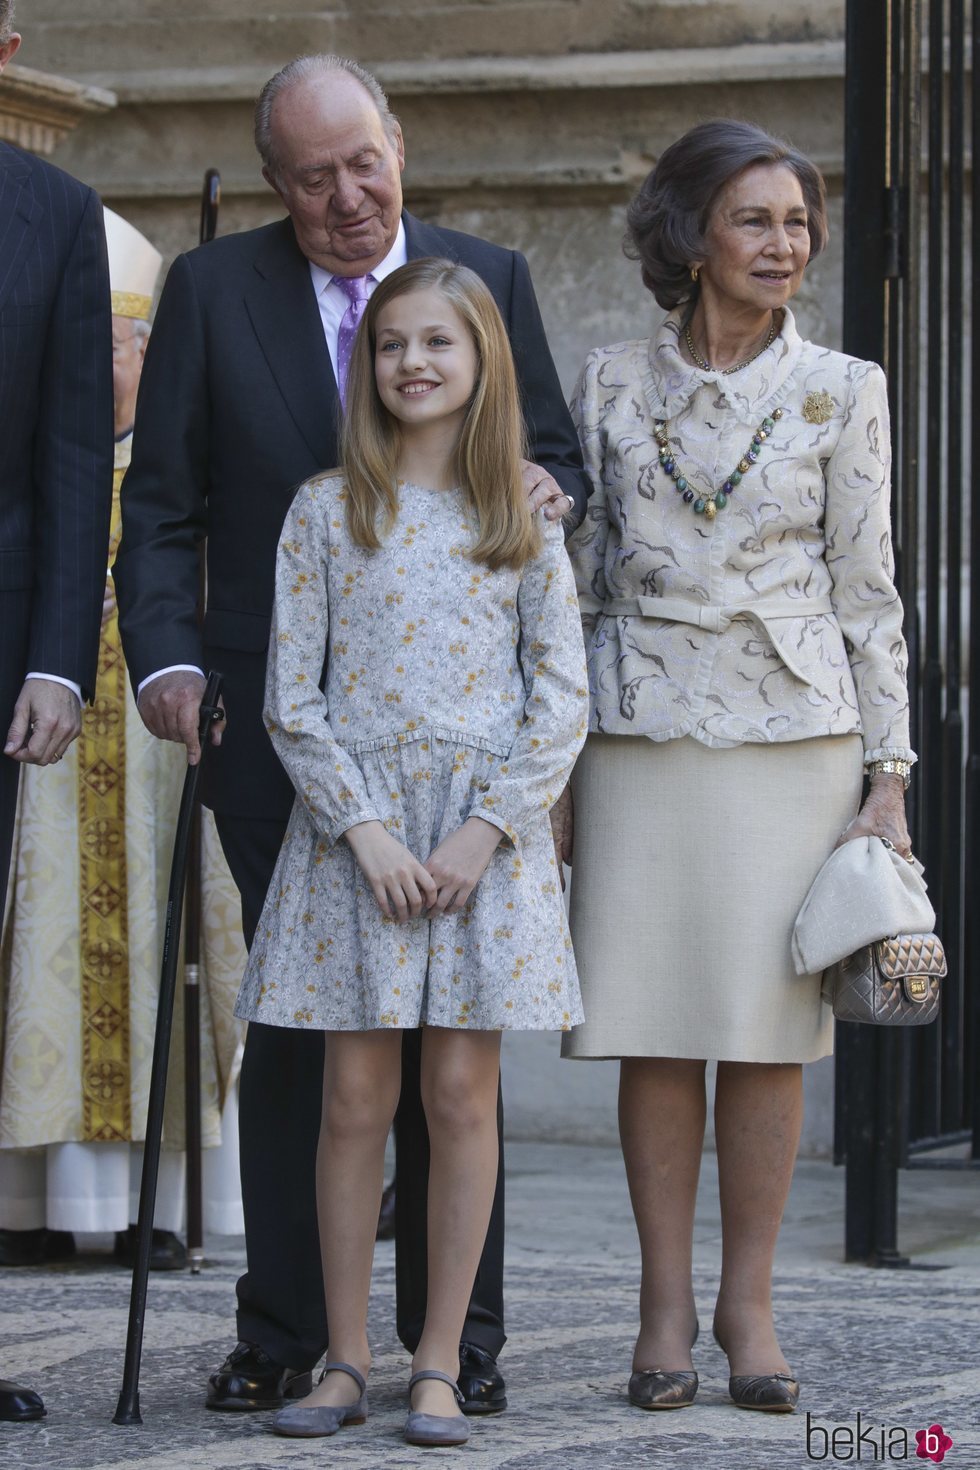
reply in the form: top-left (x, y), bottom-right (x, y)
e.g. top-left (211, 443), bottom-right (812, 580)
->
top-left (234, 473), bottom-right (589, 1033)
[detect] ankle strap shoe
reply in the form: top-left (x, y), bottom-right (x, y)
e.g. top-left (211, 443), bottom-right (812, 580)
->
top-left (273, 1361), bottom-right (368, 1438)
top-left (405, 1369), bottom-right (469, 1447)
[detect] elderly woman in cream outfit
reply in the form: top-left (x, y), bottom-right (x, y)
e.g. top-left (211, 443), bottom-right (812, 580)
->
top-left (554, 120), bottom-right (913, 1413)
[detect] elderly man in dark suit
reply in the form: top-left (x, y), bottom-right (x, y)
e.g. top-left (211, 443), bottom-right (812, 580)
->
top-left (115, 54), bottom-right (588, 1416)
top-left (0, 5), bottom-right (114, 1424)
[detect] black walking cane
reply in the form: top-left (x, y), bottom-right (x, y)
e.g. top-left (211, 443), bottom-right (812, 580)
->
top-left (183, 167), bottom-right (222, 1276)
top-left (113, 672), bottom-right (224, 1427)
top-left (182, 803), bottom-right (205, 1275)
top-left (200, 168), bottom-right (220, 247)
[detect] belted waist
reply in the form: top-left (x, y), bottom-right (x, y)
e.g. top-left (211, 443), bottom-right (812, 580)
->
top-left (600, 592), bottom-right (835, 684)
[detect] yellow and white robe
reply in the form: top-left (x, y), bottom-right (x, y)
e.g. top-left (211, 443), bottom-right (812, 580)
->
top-left (0, 435), bottom-right (246, 1232)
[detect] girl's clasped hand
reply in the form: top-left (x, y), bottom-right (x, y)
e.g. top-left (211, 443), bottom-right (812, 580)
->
top-left (345, 815), bottom-right (503, 920)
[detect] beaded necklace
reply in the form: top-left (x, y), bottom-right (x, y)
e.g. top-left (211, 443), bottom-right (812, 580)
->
top-left (653, 407), bottom-right (784, 520)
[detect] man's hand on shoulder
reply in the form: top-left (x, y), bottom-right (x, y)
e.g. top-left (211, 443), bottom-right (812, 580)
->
top-left (4, 680), bottom-right (81, 766)
top-left (521, 460), bottom-right (574, 522)
top-left (138, 669), bottom-right (225, 766)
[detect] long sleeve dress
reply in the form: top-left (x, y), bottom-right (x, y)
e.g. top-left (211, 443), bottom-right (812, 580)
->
top-left (235, 473), bottom-right (589, 1033)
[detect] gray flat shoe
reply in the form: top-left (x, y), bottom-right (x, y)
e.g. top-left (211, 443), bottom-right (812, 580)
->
top-left (272, 1360), bottom-right (368, 1438)
top-left (405, 1368), bottom-right (470, 1447)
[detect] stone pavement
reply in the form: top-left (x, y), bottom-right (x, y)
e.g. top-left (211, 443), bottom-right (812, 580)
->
top-left (2, 1141), bottom-right (978, 1470)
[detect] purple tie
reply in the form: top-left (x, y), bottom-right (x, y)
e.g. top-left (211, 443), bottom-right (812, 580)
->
top-left (334, 273), bottom-right (374, 410)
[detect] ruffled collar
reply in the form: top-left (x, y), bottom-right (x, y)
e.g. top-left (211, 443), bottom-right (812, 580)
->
top-left (643, 306), bottom-right (804, 422)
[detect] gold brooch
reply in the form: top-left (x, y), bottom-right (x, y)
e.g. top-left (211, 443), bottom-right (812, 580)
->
top-left (803, 390), bottom-right (834, 425)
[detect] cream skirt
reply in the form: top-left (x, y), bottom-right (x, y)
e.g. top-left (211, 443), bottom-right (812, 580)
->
top-left (561, 734), bottom-right (864, 1064)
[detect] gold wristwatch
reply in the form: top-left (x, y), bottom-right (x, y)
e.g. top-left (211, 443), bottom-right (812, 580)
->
top-left (866, 758), bottom-right (912, 790)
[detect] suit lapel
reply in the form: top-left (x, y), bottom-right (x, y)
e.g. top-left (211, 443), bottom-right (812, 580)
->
top-left (244, 220), bottom-right (339, 467)
top-left (242, 214), bottom-right (458, 466)
top-left (0, 149), bottom-right (43, 315)
top-left (404, 213), bottom-right (457, 263)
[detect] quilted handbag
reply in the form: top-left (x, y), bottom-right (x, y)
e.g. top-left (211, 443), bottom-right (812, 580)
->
top-left (822, 931), bottom-right (946, 1025)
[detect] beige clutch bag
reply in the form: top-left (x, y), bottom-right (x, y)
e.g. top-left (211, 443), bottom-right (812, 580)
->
top-left (791, 835), bottom-right (936, 976)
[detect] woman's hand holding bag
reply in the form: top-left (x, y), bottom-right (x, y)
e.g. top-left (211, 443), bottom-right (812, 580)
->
top-left (834, 772), bottom-right (912, 857)
top-left (792, 832), bottom-right (945, 1026)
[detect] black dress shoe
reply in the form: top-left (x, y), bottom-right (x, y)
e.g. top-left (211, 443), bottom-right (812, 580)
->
top-left (376, 1179), bottom-right (396, 1241)
top-left (0, 1228), bottom-right (75, 1267)
top-left (113, 1226), bottom-right (187, 1272)
top-left (206, 1341), bottom-right (314, 1412)
top-left (0, 1378), bottom-right (45, 1422)
top-left (457, 1342), bottom-right (507, 1415)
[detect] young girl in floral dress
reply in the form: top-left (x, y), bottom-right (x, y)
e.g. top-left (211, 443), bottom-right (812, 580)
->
top-left (235, 258), bottom-right (588, 1447)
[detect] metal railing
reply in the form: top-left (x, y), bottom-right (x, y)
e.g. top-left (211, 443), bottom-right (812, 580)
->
top-left (837, 0), bottom-right (978, 1263)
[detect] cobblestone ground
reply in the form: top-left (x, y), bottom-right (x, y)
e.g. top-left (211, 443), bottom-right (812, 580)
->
top-left (2, 1144), bottom-right (978, 1469)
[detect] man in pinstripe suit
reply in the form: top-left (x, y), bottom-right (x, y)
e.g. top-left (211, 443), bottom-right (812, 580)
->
top-left (0, 7), bottom-right (114, 1422)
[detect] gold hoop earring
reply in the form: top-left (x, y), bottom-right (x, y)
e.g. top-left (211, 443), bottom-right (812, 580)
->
top-left (690, 265), bottom-right (700, 284)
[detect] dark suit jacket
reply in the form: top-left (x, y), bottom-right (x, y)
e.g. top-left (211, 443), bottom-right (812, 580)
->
top-left (115, 211), bottom-right (589, 820)
top-left (0, 142), bottom-right (113, 712)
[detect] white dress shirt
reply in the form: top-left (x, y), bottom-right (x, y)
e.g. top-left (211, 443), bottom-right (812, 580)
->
top-left (24, 673), bottom-right (81, 702)
top-left (308, 219), bottom-right (408, 376)
top-left (139, 222), bottom-right (409, 701)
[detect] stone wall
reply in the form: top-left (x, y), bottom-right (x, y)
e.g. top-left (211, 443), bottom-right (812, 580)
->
top-left (22, 0), bottom-right (848, 386)
top-left (18, 1), bottom-right (849, 1154)
top-left (0, 61), bottom-right (114, 155)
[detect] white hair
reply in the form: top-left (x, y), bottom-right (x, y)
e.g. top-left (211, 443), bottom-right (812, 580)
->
top-left (254, 55), bottom-right (398, 183)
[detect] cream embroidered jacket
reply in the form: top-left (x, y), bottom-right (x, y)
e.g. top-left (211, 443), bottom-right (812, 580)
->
top-left (568, 308), bottom-right (914, 761)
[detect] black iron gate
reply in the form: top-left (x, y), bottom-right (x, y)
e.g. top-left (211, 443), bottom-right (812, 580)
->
top-left (837, 0), bottom-right (979, 1261)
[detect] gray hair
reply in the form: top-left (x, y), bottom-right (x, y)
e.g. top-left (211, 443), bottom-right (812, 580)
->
top-left (254, 55), bottom-right (398, 182)
top-left (0, 1), bottom-right (15, 45)
top-left (625, 118), bottom-right (829, 311)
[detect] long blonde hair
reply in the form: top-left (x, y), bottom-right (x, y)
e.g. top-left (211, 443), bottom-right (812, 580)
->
top-left (341, 258), bottom-right (540, 571)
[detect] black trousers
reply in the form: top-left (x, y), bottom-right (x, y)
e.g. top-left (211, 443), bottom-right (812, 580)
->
top-left (0, 593), bottom-right (29, 922)
top-left (215, 812), bottom-right (506, 1370)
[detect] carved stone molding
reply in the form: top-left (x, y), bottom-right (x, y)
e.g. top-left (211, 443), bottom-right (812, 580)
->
top-left (51, 41), bottom-right (848, 204)
top-left (0, 61), bottom-right (115, 157)
top-left (69, 41), bottom-right (847, 103)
